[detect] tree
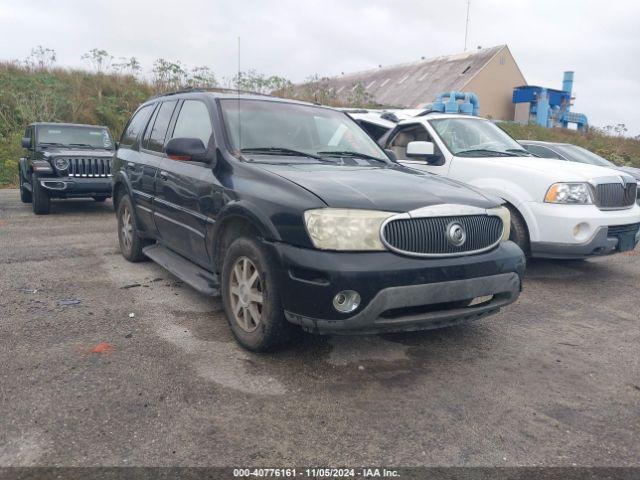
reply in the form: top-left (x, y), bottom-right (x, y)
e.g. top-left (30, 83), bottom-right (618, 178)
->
top-left (152, 58), bottom-right (187, 92)
top-left (112, 57), bottom-right (142, 77)
top-left (229, 69), bottom-right (293, 95)
top-left (24, 46), bottom-right (56, 70)
top-left (187, 66), bottom-right (218, 88)
top-left (81, 48), bottom-right (113, 73)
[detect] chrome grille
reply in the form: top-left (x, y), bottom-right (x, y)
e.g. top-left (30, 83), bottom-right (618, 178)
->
top-left (594, 182), bottom-right (636, 209)
top-left (66, 157), bottom-right (112, 177)
top-left (381, 215), bottom-right (503, 257)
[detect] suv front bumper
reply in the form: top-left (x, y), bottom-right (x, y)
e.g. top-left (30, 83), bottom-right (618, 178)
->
top-left (39, 176), bottom-right (112, 198)
top-left (268, 241), bottom-right (525, 335)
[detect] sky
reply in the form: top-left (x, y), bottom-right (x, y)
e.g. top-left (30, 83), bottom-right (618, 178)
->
top-left (1, 0), bottom-right (639, 135)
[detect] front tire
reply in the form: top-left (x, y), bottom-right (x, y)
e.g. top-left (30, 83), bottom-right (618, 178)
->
top-left (31, 175), bottom-right (50, 215)
top-left (117, 194), bottom-right (146, 262)
top-left (19, 171), bottom-right (32, 204)
top-left (221, 236), bottom-right (292, 352)
top-left (507, 205), bottom-right (530, 257)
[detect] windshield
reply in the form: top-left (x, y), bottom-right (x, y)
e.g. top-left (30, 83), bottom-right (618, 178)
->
top-left (37, 126), bottom-right (113, 149)
top-left (220, 99), bottom-right (388, 163)
top-left (430, 117), bottom-right (527, 157)
top-left (554, 144), bottom-right (614, 167)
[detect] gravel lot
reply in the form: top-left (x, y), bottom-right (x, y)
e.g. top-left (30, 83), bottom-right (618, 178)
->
top-left (0, 188), bottom-right (639, 467)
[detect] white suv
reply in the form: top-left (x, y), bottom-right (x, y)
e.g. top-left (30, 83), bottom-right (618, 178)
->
top-left (351, 111), bottom-right (640, 259)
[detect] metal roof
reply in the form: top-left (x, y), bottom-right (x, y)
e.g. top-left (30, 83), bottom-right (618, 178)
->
top-left (300, 45), bottom-right (507, 108)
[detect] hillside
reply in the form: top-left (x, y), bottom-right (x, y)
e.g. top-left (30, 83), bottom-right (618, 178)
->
top-left (1, 63), bottom-right (639, 187)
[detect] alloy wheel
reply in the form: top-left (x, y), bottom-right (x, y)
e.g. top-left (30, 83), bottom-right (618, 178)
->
top-left (121, 206), bottom-right (133, 252)
top-left (229, 256), bottom-right (264, 333)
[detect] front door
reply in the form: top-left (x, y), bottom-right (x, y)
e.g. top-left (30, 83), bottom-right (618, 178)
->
top-left (153, 99), bottom-right (218, 268)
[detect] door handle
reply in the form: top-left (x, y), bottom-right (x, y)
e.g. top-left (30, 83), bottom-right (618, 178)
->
top-left (159, 170), bottom-right (168, 180)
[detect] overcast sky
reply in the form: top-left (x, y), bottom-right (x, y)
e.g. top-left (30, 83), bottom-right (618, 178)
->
top-left (1, 0), bottom-right (639, 135)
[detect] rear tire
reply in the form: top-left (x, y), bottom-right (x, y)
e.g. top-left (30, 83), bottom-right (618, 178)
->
top-left (221, 236), bottom-right (292, 352)
top-left (19, 172), bottom-right (32, 204)
top-left (117, 194), bottom-right (146, 262)
top-left (31, 175), bottom-right (50, 215)
top-left (507, 205), bottom-right (530, 258)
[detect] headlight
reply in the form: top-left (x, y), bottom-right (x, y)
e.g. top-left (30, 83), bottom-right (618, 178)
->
top-left (54, 157), bottom-right (69, 171)
top-left (487, 206), bottom-right (511, 241)
top-left (304, 208), bottom-right (394, 251)
top-left (544, 182), bottom-right (592, 204)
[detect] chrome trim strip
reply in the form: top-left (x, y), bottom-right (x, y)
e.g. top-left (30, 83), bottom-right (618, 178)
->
top-left (379, 203), bottom-right (504, 258)
top-left (153, 211), bottom-right (205, 238)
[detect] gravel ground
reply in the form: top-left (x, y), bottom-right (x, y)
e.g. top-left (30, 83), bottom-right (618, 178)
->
top-left (0, 188), bottom-right (639, 467)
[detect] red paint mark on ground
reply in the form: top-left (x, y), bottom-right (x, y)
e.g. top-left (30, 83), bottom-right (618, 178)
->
top-left (91, 342), bottom-right (114, 354)
top-left (0, 219), bottom-right (7, 227)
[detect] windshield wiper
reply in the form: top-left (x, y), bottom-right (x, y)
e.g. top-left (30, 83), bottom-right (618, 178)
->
top-left (241, 147), bottom-right (322, 160)
top-left (317, 150), bottom-right (387, 162)
top-left (455, 148), bottom-right (518, 157)
top-left (68, 143), bottom-right (98, 149)
top-left (38, 142), bottom-right (64, 147)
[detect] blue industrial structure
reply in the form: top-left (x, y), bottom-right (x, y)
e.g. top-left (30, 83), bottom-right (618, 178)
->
top-left (431, 91), bottom-right (480, 116)
top-left (512, 71), bottom-right (588, 131)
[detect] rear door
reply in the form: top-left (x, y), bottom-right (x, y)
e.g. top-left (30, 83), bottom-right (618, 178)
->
top-left (117, 103), bottom-right (158, 235)
top-left (154, 98), bottom-right (217, 268)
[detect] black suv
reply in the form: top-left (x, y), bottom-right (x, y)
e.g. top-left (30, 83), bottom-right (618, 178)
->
top-left (113, 91), bottom-right (525, 351)
top-left (19, 122), bottom-right (115, 214)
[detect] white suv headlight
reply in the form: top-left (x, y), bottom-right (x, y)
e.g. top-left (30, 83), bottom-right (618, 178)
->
top-left (304, 209), bottom-right (394, 251)
top-left (544, 182), bottom-right (592, 204)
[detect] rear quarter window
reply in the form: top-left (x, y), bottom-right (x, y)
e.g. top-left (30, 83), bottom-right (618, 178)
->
top-left (120, 104), bottom-right (155, 147)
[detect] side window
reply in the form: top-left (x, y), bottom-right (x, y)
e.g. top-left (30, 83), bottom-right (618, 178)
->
top-left (388, 125), bottom-right (433, 160)
top-left (120, 104), bottom-right (154, 147)
top-left (171, 100), bottom-right (213, 147)
top-left (145, 101), bottom-right (177, 153)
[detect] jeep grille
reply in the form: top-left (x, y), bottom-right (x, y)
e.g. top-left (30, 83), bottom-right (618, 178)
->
top-left (66, 157), bottom-right (112, 177)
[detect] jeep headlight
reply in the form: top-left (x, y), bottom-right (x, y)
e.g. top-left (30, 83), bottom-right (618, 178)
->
top-left (304, 209), bottom-right (394, 251)
top-left (544, 182), bottom-right (592, 204)
top-left (54, 157), bottom-right (69, 171)
top-left (487, 206), bottom-right (511, 241)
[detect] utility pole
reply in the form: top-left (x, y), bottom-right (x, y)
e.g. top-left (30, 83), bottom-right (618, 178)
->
top-left (464, 0), bottom-right (471, 51)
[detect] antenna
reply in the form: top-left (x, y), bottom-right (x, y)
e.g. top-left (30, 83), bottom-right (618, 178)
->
top-left (464, 0), bottom-right (471, 51)
top-left (237, 36), bottom-right (242, 151)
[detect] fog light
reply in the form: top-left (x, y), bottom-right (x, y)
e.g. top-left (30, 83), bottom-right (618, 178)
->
top-left (333, 290), bottom-right (361, 313)
top-left (572, 222), bottom-right (591, 242)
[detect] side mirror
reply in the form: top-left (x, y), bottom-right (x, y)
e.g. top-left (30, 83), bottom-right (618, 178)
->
top-left (165, 137), bottom-right (209, 162)
top-left (406, 141), bottom-right (444, 166)
top-left (21, 137), bottom-right (31, 149)
top-left (406, 141), bottom-right (434, 157)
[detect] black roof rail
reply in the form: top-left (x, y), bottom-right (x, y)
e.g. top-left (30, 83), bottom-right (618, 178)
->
top-left (380, 112), bottom-right (400, 123)
top-left (415, 109), bottom-right (440, 117)
top-left (147, 86), bottom-right (275, 100)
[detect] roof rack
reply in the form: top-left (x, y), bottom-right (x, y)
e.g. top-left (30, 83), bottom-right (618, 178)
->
top-left (148, 86), bottom-right (275, 100)
top-left (415, 109), bottom-right (440, 117)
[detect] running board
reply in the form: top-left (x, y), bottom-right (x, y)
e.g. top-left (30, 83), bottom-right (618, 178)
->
top-left (143, 244), bottom-right (219, 296)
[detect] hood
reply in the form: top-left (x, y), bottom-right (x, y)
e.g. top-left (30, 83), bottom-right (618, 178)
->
top-left (43, 148), bottom-right (114, 158)
top-left (474, 155), bottom-right (635, 181)
top-left (615, 165), bottom-right (640, 181)
top-left (254, 162), bottom-right (499, 211)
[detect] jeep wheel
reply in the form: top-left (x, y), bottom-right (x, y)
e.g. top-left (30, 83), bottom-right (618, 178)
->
top-left (117, 194), bottom-right (146, 262)
top-left (31, 175), bottom-right (50, 215)
top-left (221, 236), bottom-right (292, 351)
top-left (507, 205), bottom-right (530, 258)
top-left (19, 172), bottom-right (32, 204)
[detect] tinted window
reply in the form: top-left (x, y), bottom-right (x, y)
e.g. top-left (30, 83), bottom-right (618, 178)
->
top-left (171, 100), bottom-right (213, 147)
top-left (146, 101), bottom-right (177, 153)
top-left (525, 144), bottom-right (562, 159)
top-left (121, 104), bottom-right (154, 147)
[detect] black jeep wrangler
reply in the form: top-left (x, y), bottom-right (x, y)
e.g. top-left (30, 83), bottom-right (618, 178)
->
top-left (19, 122), bottom-right (115, 214)
top-left (113, 91), bottom-right (525, 351)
